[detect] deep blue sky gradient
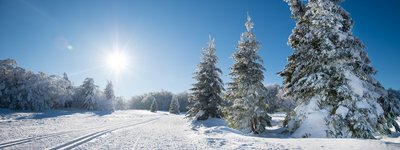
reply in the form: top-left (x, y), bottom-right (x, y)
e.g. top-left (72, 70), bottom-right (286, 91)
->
top-left (0, 0), bottom-right (399, 97)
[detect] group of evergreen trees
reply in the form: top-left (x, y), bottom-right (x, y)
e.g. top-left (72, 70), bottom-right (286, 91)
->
top-left (149, 94), bottom-right (180, 114)
top-left (125, 90), bottom-right (189, 113)
top-left (186, 0), bottom-right (400, 138)
top-left (0, 59), bottom-right (116, 111)
top-left (187, 15), bottom-right (271, 134)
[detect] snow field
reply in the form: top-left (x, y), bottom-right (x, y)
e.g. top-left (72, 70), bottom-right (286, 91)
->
top-left (1, 109), bottom-right (399, 150)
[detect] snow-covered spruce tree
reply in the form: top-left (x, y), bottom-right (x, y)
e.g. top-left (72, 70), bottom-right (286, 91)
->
top-left (176, 91), bottom-right (190, 112)
top-left (169, 95), bottom-right (180, 114)
top-left (150, 97), bottom-right (158, 113)
top-left (224, 15), bottom-right (271, 134)
top-left (186, 36), bottom-right (224, 120)
top-left (280, 0), bottom-right (389, 138)
top-left (80, 78), bottom-right (98, 110)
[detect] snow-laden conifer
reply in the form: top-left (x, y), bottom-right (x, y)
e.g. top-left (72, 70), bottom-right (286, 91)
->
top-left (186, 36), bottom-right (224, 120)
top-left (81, 78), bottom-right (97, 110)
top-left (169, 95), bottom-right (180, 114)
top-left (280, 0), bottom-right (390, 138)
top-left (224, 15), bottom-right (271, 134)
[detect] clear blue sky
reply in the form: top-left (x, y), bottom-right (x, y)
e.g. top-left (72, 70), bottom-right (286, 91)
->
top-left (1, 0), bottom-right (399, 97)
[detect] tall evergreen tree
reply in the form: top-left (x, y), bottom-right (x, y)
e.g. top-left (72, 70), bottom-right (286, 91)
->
top-left (280, 0), bottom-right (389, 138)
top-left (186, 36), bottom-right (224, 120)
top-left (169, 95), bottom-right (180, 114)
top-left (224, 15), bottom-right (271, 134)
top-left (150, 97), bottom-right (158, 113)
top-left (81, 78), bottom-right (97, 110)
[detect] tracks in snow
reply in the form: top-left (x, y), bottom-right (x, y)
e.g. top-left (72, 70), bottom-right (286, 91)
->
top-left (48, 117), bottom-right (159, 150)
top-left (0, 117), bottom-right (159, 149)
top-left (0, 131), bottom-right (71, 149)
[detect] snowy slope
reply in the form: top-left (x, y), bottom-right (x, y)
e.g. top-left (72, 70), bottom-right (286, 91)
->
top-left (1, 109), bottom-right (399, 150)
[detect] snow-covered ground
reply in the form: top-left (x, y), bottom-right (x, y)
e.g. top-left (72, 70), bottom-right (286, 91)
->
top-left (0, 109), bottom-right (399, 150)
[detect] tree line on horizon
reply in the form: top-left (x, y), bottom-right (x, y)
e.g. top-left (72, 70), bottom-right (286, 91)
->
top-left (0, 59), bottom-right (115, 111)
top-left (0, 58), bottom-right (294, 114)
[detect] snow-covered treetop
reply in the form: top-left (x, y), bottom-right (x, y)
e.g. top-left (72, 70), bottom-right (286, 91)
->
top-left (0, 59), bottom-right (17, 68)
top-left (199, 35), bottom-right (218, 67)
top-left (208, 35), bottom-right (215, 50)
top-left (63, 72), bottom-right (69, 81)
top-left (284, 0), bottom-right (345, 21)
top-left (284, 0), bottom-right (306, 20)
top-left (245, 14), bottom-right (254, 32)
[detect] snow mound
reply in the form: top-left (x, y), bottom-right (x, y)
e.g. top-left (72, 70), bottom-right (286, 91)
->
top-left (291, 97), bottom-right (329, 138)
top-left (189, 118), bottom-right (243, 135)
top-left (292, 109), bottom-right (329, 138)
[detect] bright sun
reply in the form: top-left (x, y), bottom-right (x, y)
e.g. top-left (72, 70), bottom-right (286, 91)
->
top-left (107, 51), bottom-right (128, 72)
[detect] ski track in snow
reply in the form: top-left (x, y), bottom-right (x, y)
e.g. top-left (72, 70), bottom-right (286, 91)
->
top-left (48, 118), bottom-right (159, 150)
top-left (1, 109), bottom-right (400, 150)
top-left (0, 131), bottom-right (70, 149)
top-left (0, 119), bottom-right (154, 149)
top-left (0, 110), bottom-right (161, 149)
top-left (0, 117), bottom-right (158, 149)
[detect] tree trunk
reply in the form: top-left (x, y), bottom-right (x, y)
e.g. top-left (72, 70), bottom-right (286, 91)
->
top-left (251, 117), bottom-right (258, 134)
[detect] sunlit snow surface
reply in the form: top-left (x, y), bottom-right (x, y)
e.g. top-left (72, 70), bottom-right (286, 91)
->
top-left (0, 109), bottom-right (399, 150)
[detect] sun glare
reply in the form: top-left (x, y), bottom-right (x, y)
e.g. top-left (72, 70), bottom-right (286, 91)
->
top-left (107, 51), bottom-right (128, 73)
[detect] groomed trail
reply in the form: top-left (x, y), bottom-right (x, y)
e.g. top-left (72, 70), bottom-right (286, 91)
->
top-left (0, 109), bottom-right (399, 150)
top-left (0, 110), bottom-right (207, 150)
